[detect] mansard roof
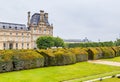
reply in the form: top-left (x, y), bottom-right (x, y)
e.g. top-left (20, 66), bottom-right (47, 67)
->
top-left (0, 22), bottom-right (28, 30)
top-left (30, 13), bottom-right (50, 26)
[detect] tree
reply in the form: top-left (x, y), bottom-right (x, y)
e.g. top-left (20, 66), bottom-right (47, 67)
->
top-left (54, 37), bottom-right (64, 47)
top-left (115, 39), bottom-right (120, 46)
top-left (36, 36), bottom-right (54, 49)
top-left (36, 36), bottom-right (64, 49)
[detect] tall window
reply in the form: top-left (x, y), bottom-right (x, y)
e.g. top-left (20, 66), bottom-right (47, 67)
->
top-left (3, 43), bottom-right (6, 49)
top-left (22, 43), bottom-right (24, 49)
top-left (27, 43), bottom-right (29, 49)
top-left (39, 28), bottom-right (41, 33)
top-left (16, 43), bottom-right (18, 49)
top-left (44, 29), bottom-right (46, 34)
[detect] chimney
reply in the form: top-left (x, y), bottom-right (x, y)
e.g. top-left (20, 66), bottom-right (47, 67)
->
top-left (27, 11), bottom-right (30, 27)
top-left (40, 10), bottom-right (44, 22)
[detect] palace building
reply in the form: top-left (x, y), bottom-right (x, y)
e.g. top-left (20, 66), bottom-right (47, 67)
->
top-left (0, 10), bottom-right (53, 50)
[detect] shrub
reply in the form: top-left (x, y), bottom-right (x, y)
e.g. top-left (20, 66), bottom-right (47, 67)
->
top-left (87, 47), bottom-right (103, 60)
top-left (0, 50), bottom-right (44, 71)
top-left (70, 48), bottom-right (88, 62)
top-left (0, 50), bottom-right (14, 72)
top-left (38, 48), bottom-right (76, 66)
top-left (100, 47), bottom-right (115, 58)
top-left (12, 50), bottom-right (44, 70)
top-left (111, 47), bottom-right (120, 57)
top-left (37, 49), bottom-right (56, 66)
top-left (53, 49), bottom-right (76, 65)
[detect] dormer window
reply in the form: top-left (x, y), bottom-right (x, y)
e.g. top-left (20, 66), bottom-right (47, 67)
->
top-left (3, 26), bottom-right (5, 29)
top-left (21, 27), bottom-right (23, 29)
top-left (15, 27), bottom-right (17, 30)
top-left (9, 26), bottom-right (11, 29)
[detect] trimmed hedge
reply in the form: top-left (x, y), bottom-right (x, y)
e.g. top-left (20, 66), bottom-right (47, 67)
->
top-left (0, 50), bottom-right (14, 72)
top-left (0, 50), bottom-right (44, 72)
top-left (100, 47), bottom-right (115, 58)
top-left (54, 48), bottom-right (76, 65)
top-left (111, 47), bottom-right (120, 57)
top-left (37, 48), bottom-right (76, 66)
top-left (0, 47), bottom-right (120, 73)
top-left (37, 49), bottom-right (56, 66)
top-left (87, 47), bottom-right (103, 60)
top-left (70, 48), bottom-right (88, 62)
top-left (12, 50), bottom-right (44, 70)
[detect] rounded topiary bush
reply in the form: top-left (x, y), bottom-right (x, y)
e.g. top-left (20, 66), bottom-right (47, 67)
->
top-left (12, 50), bottom-right (44, 70)
top-left (37, 49), bottom-right (56, 66)
top-left (111, 47), bottom-right (120, 57)
top-left (100, 47), bottom-right (115, 58)
top-left (53, 48), bottom-right (76, 65)
top-left (70, 48), bottom-right (88, 62)
top-left (87, 47), bottom-right (103, 60)
top-left (0, 50), bottom-right (14, 72)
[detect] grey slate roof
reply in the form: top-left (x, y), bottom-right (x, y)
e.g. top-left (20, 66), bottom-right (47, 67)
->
top-left (0, 22), bottom-right (28, 30)
top-left (30, 13), bottom-right (50, 26)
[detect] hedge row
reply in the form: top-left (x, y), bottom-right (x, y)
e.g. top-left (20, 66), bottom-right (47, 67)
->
top-left (0, 50), bottom-right (44, 72)
top-left (0, 47), bottom-right (120, 73)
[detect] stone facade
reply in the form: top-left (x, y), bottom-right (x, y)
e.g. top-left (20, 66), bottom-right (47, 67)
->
top-left (0, 10), bottom-right (53, 50)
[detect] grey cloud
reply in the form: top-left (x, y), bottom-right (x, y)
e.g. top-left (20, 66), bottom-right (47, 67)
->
top-left (0, 0), bottom-right (120, 41)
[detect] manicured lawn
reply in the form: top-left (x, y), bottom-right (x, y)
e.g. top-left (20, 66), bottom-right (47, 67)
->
top-left (96, 77), bottom-right (120, 82)
top-left (0, 62), bottom-right (120, 82)
top-left (102, 56), bottom-right (120, 62)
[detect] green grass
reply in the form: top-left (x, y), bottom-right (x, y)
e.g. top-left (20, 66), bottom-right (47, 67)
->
top-left (102, 56), bottom-right (120, 62)
top-left (96, 77), bottom-right (120, 82)
top-left (0, 62), bottom-right (120, 82)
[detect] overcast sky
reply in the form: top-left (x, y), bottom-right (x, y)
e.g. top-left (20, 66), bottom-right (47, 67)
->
top-left (0, 0), bottom-right (120, 42)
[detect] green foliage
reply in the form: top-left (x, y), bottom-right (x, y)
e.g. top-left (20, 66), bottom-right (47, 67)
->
top-left (114, 39), bottom-right (120, 46)
top-left (87, 47), bottom-right (103, 60)
top-left (100, 47), bottom-right (115, 58)
top-left (67, 41), bottom-right (115, 48)
top-left (36, 36), bottom-right (54, 49)
top-left (70, 48), bottom-right (88, 62)
top-left (0, 46), bottom-right (120, 73)
top-left (54, 37), bottom-right (64, 47)
top-left (111, 47), bottom-right (120, 57)
top-left (54, 48), bottom-right (76, 65)
top-left (0, 50), bottom-right (44, 72)
top-left (36, 36), bottom-right (65, 49)
top-left (37, 48), bottom-right (76, 66)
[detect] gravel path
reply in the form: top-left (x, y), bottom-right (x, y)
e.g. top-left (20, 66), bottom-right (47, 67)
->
top-left (88, 60), bottom-right (120, 66)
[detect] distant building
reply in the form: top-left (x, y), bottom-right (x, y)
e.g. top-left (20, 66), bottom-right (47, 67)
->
top-left (0, 10), bottom-right (53, 50)
top-left (64, 37), bottom-right (90, 43)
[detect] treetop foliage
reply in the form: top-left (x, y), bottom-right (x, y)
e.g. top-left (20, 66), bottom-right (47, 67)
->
top-left (36, 36), bottom-right (64, 49)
